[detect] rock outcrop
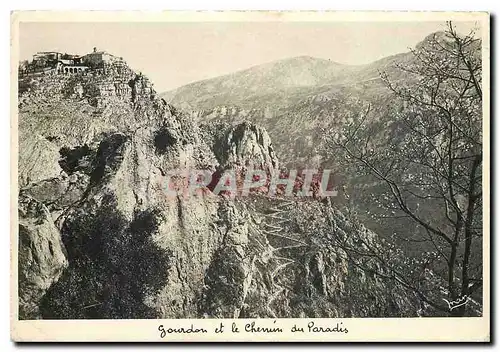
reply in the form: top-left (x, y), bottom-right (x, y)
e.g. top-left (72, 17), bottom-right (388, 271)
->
top-left (18, 196), bottom-right (68, 319)
top-left (222, 122), bottom-right (278, 171)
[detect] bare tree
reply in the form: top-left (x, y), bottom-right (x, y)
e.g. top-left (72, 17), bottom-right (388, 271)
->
top-left (324, 22), bottom-right (483, 316)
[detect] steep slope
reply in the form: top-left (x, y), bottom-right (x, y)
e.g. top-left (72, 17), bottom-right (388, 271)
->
top-left (18, 62), bottom-right (223, 318)
top-left (17, 54), bottom-right (423, 319)
top-left (157, 32), bottom-right (484, 319)
top-left (200, 196), bottom-right (420, 318)
top-left (160, 33), bottom-right (454, 245)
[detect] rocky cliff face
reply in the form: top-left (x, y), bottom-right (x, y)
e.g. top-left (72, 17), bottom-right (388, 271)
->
top-left (17, 58), bottom-right (420, 319)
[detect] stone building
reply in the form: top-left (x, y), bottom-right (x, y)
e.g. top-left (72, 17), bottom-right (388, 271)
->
top-left (20, 47), bottom-right (127, 77)
top-left (24, 51), bottom-right (90, 75)
top-left (83, 47), bottom-right (114, 68)
top-left (32, 51), bottom-right (61, 62)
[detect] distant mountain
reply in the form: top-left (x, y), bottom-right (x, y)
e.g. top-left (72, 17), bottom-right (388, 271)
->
top-left (163, 56), bottom-right (347, 110)
top-left (163, 31), bottom-right (462, 114)
top-left (162, 52), bottom-right (412, 112)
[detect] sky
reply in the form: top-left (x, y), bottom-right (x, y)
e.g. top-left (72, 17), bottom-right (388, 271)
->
top-left (18, 21), bottom-right (479, 92)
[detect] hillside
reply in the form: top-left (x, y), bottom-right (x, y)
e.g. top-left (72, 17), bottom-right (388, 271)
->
top-left (17, 53), bottom-right (427, 319)
top-left (160, 33), bottom-right (449, 232)
top-left (159, 30), bottom-right (484, 318)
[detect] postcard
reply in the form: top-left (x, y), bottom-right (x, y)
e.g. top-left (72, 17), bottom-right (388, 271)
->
top-left (10, 10), bottom-right (490, 342)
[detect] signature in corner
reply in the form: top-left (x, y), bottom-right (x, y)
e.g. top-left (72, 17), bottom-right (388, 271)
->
top-left (442, 295), bottom-right (470, 312)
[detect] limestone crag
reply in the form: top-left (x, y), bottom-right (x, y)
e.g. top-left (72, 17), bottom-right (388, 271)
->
top-left (213, 122), bottom-right (279, 172)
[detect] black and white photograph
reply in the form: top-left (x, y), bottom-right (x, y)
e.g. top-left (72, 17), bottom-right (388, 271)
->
top-left (10, 11), bottom-right (490, 342)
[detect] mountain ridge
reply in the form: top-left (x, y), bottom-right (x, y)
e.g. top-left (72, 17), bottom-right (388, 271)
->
top-left (161, 49), bottom-right (414, 112)
top-left (163, 30), bottom-right (452, 103)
